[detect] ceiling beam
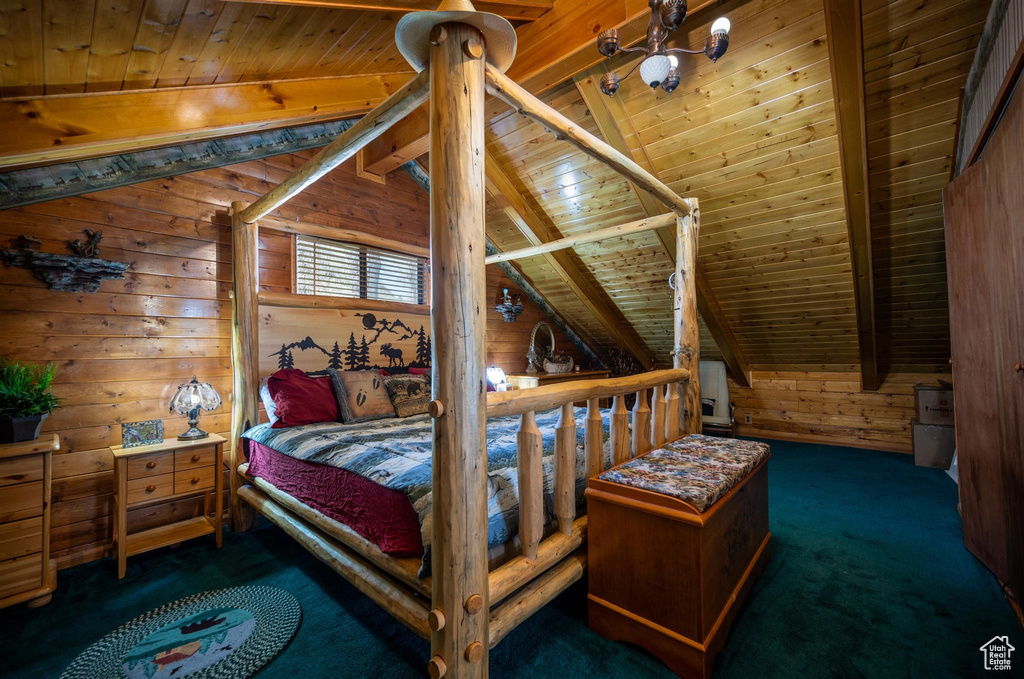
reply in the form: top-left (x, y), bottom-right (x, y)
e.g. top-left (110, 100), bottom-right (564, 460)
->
top-left (0, 72), bottom-right (415, 171)
top-left (823, 0), bottom-right (880, 391)
top-left (485, 152), bottom-right (656, 368)
top-left (572, 69), bottom-right (751, 387)
top-left (221, 0), bottom-right (554, 21)
top-left (360, 0), bottom-right (722, 176)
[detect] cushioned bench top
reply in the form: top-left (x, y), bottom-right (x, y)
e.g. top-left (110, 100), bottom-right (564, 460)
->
top-left (597, 434), bottom-right (770, 513)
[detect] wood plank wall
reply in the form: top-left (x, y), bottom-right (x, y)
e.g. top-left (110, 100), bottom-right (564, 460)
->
top-left (0, 149), bottom-right (579, 570)
top-left (731, 370), bottom-right (951, 454)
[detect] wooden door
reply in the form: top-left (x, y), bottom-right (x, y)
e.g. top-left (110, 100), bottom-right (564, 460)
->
top-left (943, 79), bottom-right (1024, 595)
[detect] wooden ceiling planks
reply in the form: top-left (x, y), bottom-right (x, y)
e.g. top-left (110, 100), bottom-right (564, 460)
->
top-left (0, 0), bottom-right (417, 97)
top-left (862, 0), bottom-right (989, 370)
top-left (602, 0), bottom-right (860, 369)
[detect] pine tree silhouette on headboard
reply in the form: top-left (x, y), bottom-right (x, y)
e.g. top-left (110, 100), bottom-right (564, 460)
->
top-left (343, 333), bottom-right (360, 371)
top-left (328, 342), bottom-right (343, 370)
top-left (277, 346), bottom-right (294, 370)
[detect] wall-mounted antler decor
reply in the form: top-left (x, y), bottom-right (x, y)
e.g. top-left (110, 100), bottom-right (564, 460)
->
top-left (0, 229), bottom-right (129, 293)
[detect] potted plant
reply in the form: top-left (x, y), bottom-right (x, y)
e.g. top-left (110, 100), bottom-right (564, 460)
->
top-left (0, 358), bottom-right (62, 444)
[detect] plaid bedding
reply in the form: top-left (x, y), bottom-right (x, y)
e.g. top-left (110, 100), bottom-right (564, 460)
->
top-left (242, 408), bottom-right (614, 568)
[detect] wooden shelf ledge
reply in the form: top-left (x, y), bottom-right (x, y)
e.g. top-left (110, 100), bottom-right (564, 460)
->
top-left (125, 516), bottom-right (215, 558)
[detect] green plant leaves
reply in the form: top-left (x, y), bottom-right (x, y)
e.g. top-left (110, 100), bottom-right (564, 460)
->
top-left (0, 358), bottom-right (62, 418)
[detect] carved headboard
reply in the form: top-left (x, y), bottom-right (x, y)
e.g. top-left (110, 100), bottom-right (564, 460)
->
top-left (258, 306), bottom-right (432, 376)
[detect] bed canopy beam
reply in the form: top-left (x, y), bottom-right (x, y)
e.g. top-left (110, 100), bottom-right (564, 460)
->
top-left (483, 212), bottom-right (676, 265)
top-left (483, 64), bottom-right (694, 220)
top-left (239, 69), bottom-right (431, 224)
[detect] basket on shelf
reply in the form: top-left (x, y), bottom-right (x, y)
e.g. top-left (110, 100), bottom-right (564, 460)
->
top-left (543, 356), bottom-right (574, 374)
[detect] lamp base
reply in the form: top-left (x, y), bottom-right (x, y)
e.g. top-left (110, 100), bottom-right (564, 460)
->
top-left (177, 426), bottom-right (209, 441)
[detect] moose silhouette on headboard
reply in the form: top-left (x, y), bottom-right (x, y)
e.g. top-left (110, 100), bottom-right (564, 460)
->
top-left (379, 343), bottom-right (405, 367)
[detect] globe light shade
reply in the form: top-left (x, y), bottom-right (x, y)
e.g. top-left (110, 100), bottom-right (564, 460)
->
top-left (711, 17), bottom-right (731, 35)
top-left (639, 54), bottom-right (672, 89)
top-left (170, 375), bottom-right (222, 440)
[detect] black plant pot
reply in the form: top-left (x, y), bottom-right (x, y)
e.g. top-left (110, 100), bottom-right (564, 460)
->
top-left (0, 413), bottom-right (48, 444)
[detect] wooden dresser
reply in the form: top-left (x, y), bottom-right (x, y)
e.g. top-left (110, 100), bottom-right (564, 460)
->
top-left (110, 434), bottom-right (225, 578)
top-left (0, 434), bottom-right (58, 609)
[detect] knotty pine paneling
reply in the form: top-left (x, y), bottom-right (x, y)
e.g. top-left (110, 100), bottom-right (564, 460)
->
top-left (6, 0), bottom-right (413, 97)
top-left (0, 150), bottom-right (582, 569)
top-left (863, 0), bottom-right (989, 372)
top-left (731, 370), bottom-right (951, 453)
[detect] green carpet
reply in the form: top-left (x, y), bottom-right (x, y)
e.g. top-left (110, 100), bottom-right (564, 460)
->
top-left (3, 439), bottom-right (1019, 678)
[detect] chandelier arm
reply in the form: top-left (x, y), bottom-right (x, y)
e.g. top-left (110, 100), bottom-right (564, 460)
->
top-left (616, 46), bottom-right (648, 55)
top-left (665, 47), bottom-right (705, 55)
top-left (620, 60), bottom-right (644, 81)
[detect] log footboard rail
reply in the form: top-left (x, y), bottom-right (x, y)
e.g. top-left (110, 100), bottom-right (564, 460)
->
top-left (226, 18), bottom-right (702, 679)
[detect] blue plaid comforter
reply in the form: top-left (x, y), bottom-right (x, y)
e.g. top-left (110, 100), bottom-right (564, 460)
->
top-left (242, 408), bottom-right (614, 562)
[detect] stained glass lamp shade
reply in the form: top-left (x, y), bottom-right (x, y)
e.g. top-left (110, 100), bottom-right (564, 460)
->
top-left (169, 376), bottom-right (222, 441)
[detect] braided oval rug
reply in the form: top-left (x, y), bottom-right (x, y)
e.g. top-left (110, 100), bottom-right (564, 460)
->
top-left (61, 586), bottom-right (301, 679)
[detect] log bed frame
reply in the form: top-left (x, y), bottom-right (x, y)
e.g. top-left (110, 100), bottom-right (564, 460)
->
top-left (228, 22), bottom-right (702, 679)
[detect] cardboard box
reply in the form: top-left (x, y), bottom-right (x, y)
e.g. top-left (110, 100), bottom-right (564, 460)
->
top-left (912, 419), bottom-right (955, 468)
top-left (914, 383), bottom-right (954, 426)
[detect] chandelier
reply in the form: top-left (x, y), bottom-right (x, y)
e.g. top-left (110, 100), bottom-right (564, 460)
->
top-left (596, 0), bottom-right (731, 95)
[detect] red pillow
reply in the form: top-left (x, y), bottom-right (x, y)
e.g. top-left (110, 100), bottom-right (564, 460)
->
top-left (409, 367), bottom-right (429, 375)
top-left (267, 369), bottom-right (339, 428)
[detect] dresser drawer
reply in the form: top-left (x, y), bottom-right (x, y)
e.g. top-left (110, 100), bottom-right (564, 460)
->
top-left (174, 467), bottom-right (214, 494)
top-left (0, 456), bottom-right (43, 488)
top-left (174, 448), bottom-right (215, 471)
top-left (0, 481), bottom-right (43, 522)
top-left (0, 553), bottom-right (43, 599)
top-left (127, 452), bottom-right (173, 480)
top-left (127, 473), bottom-right (174, 505)
top-left (0, 517), bottom-right (43, 561)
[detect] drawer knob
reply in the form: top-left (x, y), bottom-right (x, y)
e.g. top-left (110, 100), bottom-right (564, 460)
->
top-left (146, 461), bottom-right (157, 469)
top-left (191, 454), bottom-right (201, 463)
top-left (191, 476), bottom-right (200, 484)
top-left (1015, 362), bottom-right (1023, 373)
top-left (146, 484), bottom-right (156, 492)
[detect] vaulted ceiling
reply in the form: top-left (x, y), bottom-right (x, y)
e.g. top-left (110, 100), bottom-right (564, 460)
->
top-left (0, 0), bottom-right (990, 386)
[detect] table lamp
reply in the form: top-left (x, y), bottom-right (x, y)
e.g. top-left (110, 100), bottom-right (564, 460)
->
top-left (487, 365), bottom-right (508, 392)
top-left (169, 376), bottom-right (222, 441)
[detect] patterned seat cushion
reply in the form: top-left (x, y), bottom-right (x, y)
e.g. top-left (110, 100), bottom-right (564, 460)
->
top-left (597, 434), bottom-right (769, 513)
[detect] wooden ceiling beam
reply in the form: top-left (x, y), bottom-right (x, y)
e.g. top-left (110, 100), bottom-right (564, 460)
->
top-left (485, 152), bottom-right (656, 368)
top-left (0, 72), bottom-right (415, 171)
top-left (360, 0), bottom-right (721, 176)
top-left (572, 68), bottom-right (752, 387)
top-left (823, 0), bottom-right (880, 391)
top-left (220, 0), bottom-right (554, 21)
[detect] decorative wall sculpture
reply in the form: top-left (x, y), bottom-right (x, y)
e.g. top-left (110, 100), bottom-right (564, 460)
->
top-left (0, 230), bottom-right (128, 293)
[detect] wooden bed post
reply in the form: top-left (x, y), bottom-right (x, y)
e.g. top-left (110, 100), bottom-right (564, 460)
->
top-left (230, 201), bottom-right (259, 532)
top-left (428, 21), bottom-right (489, 679)
top-left (675, 202), bottom-right (702, 435)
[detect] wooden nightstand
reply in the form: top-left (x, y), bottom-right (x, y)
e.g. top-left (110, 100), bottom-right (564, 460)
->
top-left (110, 433), bottom-right (225, 578)
top-left (0, 434), bottom-right (58, 610)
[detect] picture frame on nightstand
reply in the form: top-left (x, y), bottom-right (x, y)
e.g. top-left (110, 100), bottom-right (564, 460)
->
top-left (121, 419), bottom-right (164, 448)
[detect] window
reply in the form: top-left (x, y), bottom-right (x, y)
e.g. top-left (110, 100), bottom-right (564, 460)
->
top-left (295, 235), bottom-right (427, 305)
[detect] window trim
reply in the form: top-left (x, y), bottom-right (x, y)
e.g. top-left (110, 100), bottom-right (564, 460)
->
top-left (293, 233), bottom-right (429, 306)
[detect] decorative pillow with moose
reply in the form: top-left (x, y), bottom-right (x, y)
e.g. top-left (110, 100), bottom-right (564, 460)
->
top-left (383, 374), bottom-right (430, 417)
top-left (328, 369), bottom-right (397, 424)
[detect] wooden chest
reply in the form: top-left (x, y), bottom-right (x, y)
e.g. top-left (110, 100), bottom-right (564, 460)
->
top-left (0, 435), bottom-right (58, 609)
top-left (586, 457), bottom-right (771, 678)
